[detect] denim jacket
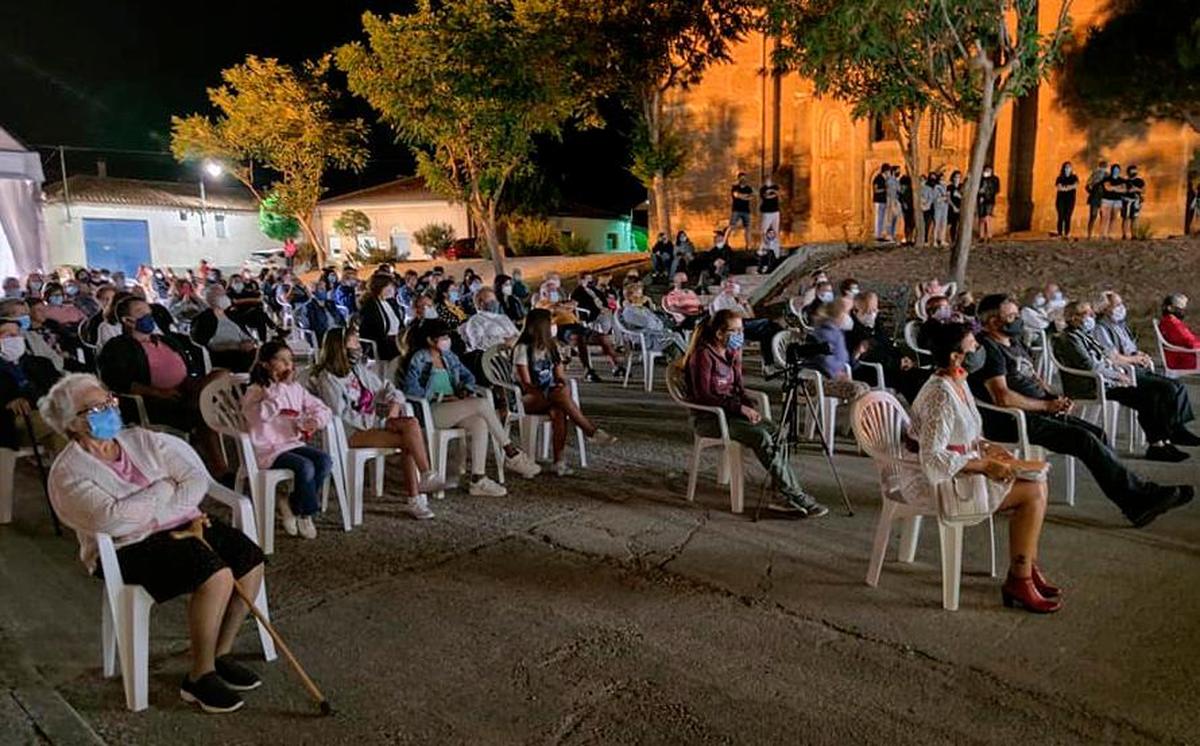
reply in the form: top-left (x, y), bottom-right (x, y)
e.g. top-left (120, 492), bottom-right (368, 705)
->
top-left (402, 348), bottom-right (476, 400)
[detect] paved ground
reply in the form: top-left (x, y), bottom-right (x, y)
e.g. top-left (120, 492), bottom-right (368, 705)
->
top-left (2, 365), bottom-right (1199, 744)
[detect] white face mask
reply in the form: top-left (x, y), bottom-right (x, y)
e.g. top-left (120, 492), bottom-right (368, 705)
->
top-left (422, 306), bottom-right (439, 320)
top-left (436, 337), bottom-right (452, 352)
top-left (836, 315), bottom-right (854, 331)
top-left (214, 295), bottom-right (232, 311)
top-left (1111, 304), bottom-right (1127, 323)
top-left (1034, 294), bottom-right (1046, 308)
top-left (549, 324), bottom-right (558, 338)
top-left (500, 284), bottom-right (513, 297)
top-left (0, 336), bottom-right (25, 362)
top-left (859, 311), bottom-right (878, 328)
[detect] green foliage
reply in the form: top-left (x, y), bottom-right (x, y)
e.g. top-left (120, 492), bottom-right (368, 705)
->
top-left (258, 194), bottom-right (300, 241)
top-left (632, 226), bottom-right (649, 252)
top-left (171, 54), bottom-right (368, 264)
top-left (630, 117), bottom-right (690, 185)
top-left (361, 247), bottom-right (397, 265)
top-left (509, 217), bottom-right (563, 257)
top-left (561, 234), bottom-right (591, 256)
top-left (1059, 0), bottom-right (1200, 132)
top-left (413, 222), bottom-right (456, 257)
top-left (332, 209), bottom-right (372, 246)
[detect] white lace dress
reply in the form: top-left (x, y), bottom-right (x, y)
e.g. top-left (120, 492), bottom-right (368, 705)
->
top-left (895, 375), bottom-right (1011, 513)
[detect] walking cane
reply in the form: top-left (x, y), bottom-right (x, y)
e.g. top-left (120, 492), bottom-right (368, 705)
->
top-left (171, 515), bottom-right (333, 716)
top-left (21, 412), bottom-right (62, 536)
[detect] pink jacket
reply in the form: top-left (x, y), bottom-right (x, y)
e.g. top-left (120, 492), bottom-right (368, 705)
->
top-left (241, 381), bottom-right (331, 468)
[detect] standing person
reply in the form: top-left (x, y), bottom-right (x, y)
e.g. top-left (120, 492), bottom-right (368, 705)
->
top-left (1054, 162), bottom-right (1079, 238)
top-left (1099, 163), bottom-right (1125, 240)
top-left (729, 172), bottom-right (754, 248)
top-left (900, 171), bottom-right (917, 245)
top-left (977, 165), bottom-right (1001, 243)
top-left (1085, 159), bottom-right (1108, 239)
top-left (919, 174), bottom-right (936, 246)
top-left (241, 341), bottom-right (332, 540)
top-left (947, 170), bottom-right (963, 244)
top-left (1187, 172), bottom-right (1199, 236)
top-left (682, 309), bottom-right (828, 517)
top-left (511, 309), bottom-right (616, 476)
top-left (1121, 164), bottom-right (1145, 240)
top-left (932, 173), bottom-right (950, 247)
top-left (885, 166), bottom-right (902, 242)
top-left (759, 175), bottom-right (781, 246)
top-left (872, 163), bottom-right (890, 241)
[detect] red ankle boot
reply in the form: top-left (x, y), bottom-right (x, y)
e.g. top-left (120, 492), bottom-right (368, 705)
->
top-left (1031, 563), bottom-right (1061, 598)
top-left (1001, 573), bottom-right (1062, 614)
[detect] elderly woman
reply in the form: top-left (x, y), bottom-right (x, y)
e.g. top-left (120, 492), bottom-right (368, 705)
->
top-left (42, 374), bottom-right (265, 713)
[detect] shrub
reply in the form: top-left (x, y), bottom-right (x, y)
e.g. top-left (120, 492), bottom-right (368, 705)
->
top-left (561, 234), bottom-right (591, 256)
top-left (413, 222), bottom-right (456, 258)
top-left (509, 217), bottom-right (562, 256)
top-left (362, 246), bottom-right (397, 265)
top-left (1131, 221), bottom-right (1153, 241)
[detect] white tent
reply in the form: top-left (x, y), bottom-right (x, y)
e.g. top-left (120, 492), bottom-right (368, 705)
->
top-left (0, 126), bottom-right (47, 279)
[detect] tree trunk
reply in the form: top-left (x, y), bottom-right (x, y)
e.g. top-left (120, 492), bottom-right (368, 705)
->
top-left (645, 88), bottom-right (672, 239)
top-left (297, 213), bottom-right (326, 269)
top-left (901, 108), bottom-right (925, 247)
top-left (479, 206), bottom-right (504, 278)
top-left (950, 75), bottom-right (1000, 287)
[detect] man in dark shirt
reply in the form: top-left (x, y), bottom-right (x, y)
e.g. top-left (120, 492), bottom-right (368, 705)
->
top-left (968, 294), bottom-right (1193, 527)
top-left (1099, 163), bottom-right (1125, 239)
top-left (729, 171), bottom-right (754, 248)
top-left (759, 175), bottom-right (781, 246)
top-left (872, 164), bottom-right (889, 240)
top-left (651, 232), bottom-right (674, 279)
top-left (976, 166), bottom-right (1001, 243)
top-left (1121, 164), bottom-right (1146, 240)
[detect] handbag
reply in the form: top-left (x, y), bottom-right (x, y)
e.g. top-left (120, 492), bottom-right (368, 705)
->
top-left (935, 473), bottom-right (993, 522)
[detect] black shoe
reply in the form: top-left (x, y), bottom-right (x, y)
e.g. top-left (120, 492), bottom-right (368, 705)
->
top-left (1126, 485), bottom-right (1195, 528)
top-left (584, 370), bottom-right (603, 383)
top-left (611, 365), bottom-right (627, 379)
top-left (782, 490), bottom-right (830, 518)
top-left (215, 654), bottom-right (262, 691)
top-left (1170, 428), bottom-right (1200, 447)
top-left (181, 672), bottom-right (244, 713)
top-left (1145, 444), bottom-right (1190, 462)
top-left (763, 500), bottom-right (807, 519)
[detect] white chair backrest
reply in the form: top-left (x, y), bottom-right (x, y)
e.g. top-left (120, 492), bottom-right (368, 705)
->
top-left (199, 374), bottom-right (247, 437)
top-left (851, 391), bottom-right (910, 464)
top-left (770, 329), bottom-right (805, 366)
top-left (903, 320), bottom-right (928, 355)
top-left (482, 344), bottom-right (516, 386)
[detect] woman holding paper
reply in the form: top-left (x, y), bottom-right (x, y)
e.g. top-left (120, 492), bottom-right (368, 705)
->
top-left (899, 321), bottom-right (1062, 613)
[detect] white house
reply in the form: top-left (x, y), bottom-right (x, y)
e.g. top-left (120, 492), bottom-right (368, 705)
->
top-left (42, 176), bottom-right (276, 274)
top-left (548, 205), bottom-right (638, 253)
top-left (313, 177), bottom-right (470, 262)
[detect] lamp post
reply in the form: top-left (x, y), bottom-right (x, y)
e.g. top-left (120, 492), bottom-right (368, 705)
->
top-left (199, 161), bottom-right (223, 238)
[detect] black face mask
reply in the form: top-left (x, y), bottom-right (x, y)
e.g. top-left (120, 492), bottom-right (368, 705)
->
top-left (1001, 318), bottom-right (1025, 338)
top-left (1169, 307), bottom-right (1186, 320)
top-left (963, 347), bottom-right (987, 374)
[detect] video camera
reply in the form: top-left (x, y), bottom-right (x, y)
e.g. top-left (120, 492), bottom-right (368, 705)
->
top-left (785, 340), bottom-right (831, 366)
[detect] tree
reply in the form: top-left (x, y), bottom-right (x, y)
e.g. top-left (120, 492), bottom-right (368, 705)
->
top-left (766, 0), bottom-right (942, 246)
top-left (337, 0), bottom-right (599, 276)
top-left (332, 209), bottom-right (372, 257)
top-left (1059, 0), bottom-right (1200, 134)
top-left (171, 55), bottom-right (368, 267)
top-left (413, 222), bottom-right (456, 259)
top-left (258, 194), bottom-right (300, 242)
top-left (566, 1), bottom-right (755, 239)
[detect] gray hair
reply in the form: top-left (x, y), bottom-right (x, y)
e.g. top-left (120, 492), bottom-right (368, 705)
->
top-left (38, 373), bottom-right (106, 435)
top-left (1095, 290), bottom-right (1121, 314)
top-left (204, 283), bottom-right (226, 305)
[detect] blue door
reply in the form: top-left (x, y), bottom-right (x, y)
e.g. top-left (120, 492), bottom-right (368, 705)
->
top-left (83, 219), bottom-right (151, 276)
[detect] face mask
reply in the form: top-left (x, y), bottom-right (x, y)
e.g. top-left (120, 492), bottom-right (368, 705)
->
top-left (469, 281), bottom-right (482, 293)
top-left (1081, 316), bottom-right (1097, 333)
top-left (818, 291), bottom-right (834, 304)
top-left (1051, 291), bottom-right (1064, 303)
top-left (86, 406), bottom-right (123, 440)
top-left (423, 306), bottom-right (439, 320)
top-left (549, 324), bottom-right (559, 338)
top-left (231, 281), bottom-right (244, 293)
top-left (0, 336), bottom-right (26, 362)
top-left (1064, 167), bottom-right (1072, 176)
top-left (1033, 294), bottom-right (1046, 308)
top-left (859, 311), bottom-right (878, 328)
top-left (963, 346), bottom-right (987, 374)
top-left (1001, 318), bottom-right (1025, 338)
top-left (315, 290), bottom-right (327, 302)
top-left (48, 295), bottom-right (63, 306)
top-left (3, 288), bottom-right (20, 299)
top-left (548, 291), bottom-right (560, 303)
top-left (500, 284), bottom-right (513, 297)
top-left (29, 281), bottom-right (42, 292)
top-left (483, 300), bottom-right (501, 314)
top-left (15, 315), bottom-right (31, 331)
top-left (66, 285), bottom-right (79, 297)
top-left (1111, 304), bottom-right (1127, 323)
top-left (847, 287), bottom-right (860, 297)
top-left (215, 295), bottom-right (232, 311)
top-left (436, 337), bottom-right (452, 352)
top-left (133, 315), bottom-right (157, 334)
top-left (382, 287), bottom-right (395, 300)
top-left (726, 331), bottom-right (745, 351)
top-left (207, 273), bottom-right (219, 283)
top-left (448, 290), bottom-right (460, 303)
top-left (347, 348), bottom-right (363, 364)
top-left (837, 315), bottom-right (854, 331)
top-left (933, 306), bottom-right (953, 321)
top-left (326, 274), bottom-right (337, 285)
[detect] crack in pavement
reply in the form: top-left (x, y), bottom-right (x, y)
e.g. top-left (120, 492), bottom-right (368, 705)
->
top-left (654, 511), bottom-right (709, 571)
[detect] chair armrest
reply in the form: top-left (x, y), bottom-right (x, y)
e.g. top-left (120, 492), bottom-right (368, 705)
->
top-left (117, 393), bottom-right (150, 426)
top-left (860, 361), bottom-right (886, 390)
top-left (205, 480), bottom-right (259, 542)
top-left (975, 400), bottom-right (1030, 450)
top-left (744, 388), bottom-right (772, 421)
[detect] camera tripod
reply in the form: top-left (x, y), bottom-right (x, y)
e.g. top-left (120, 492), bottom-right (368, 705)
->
top-left (752, 364), bottom-right (854, 520)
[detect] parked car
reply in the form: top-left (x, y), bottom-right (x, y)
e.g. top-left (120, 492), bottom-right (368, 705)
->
top-left (242, 248), bottom-right (287, 273)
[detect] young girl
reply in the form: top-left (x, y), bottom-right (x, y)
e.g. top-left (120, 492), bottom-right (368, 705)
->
top-left (242, 340), bottom-right (332, 539)
top-left (312, 326), bottom-right (441, 520)
top-left (402, 320), bottom-right (542, 495)
top-left (512, 309), bottom-right (616, 476)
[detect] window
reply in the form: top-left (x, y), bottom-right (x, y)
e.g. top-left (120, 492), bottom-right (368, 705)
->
top-left (179, 210), bottom-right (188, 221)
top-left (214, 214), bottom-right (227, 239)
top-left (328, 235), bottom-right (342, 254)
top-left (928, 112), bottom-right (945, 150)
top-left (870, 114), bottom-right (900, 144)
top-left (605, 232), bottom-right (618, 251)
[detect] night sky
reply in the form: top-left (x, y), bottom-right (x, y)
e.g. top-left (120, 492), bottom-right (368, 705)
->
top-left (0, 0), bottom-right (644, 213)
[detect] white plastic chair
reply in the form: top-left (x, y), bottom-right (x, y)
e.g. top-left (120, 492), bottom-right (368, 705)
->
top-left (1045, 341), bottom-right (1122, 447)
top-left (324, 412), bottom-right (410, 526)
top-left (903, 320), bottom-right (932, 366)
top-left (787, 297), bottom-right (813, 332)
top-left (611, 309), bottom-right (663, 393)
top-left (483, 345), bottom-right (588, 469)
top-left (0, 446), bottom-right (35, 524)
top-left (665, 363), bottom-right (771, 514)
top-left (407, 389), bottom-right (506, 498)
top-left (975, 398), bottom-right (1076, 506)
top-left (99, 480), bottom-right (277, 711)
top-left (1153, 322), bottom-right (1200, 379)
top-left (286, 327), bottom-right (318, 363)
top-left (851, 391), bottom-right (996, 611)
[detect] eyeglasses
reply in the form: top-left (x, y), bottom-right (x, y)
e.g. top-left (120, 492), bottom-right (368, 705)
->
top-left (75, 394), bottom-right (118, 417)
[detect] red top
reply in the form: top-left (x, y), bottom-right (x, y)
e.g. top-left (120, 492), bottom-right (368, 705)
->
top-left (685, 344), bottom-right (752, 417)
top-left (1159, 314), bottom-right (1200, 371)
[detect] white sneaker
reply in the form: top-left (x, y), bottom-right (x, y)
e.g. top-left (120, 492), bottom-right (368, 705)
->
top-left (297, 517), bottom-right (317, 540)
top-left (552, 460), bottom-right (575, 477)
top-left (468, 476), bottom-right (508, 497)
top-left (590, 429), bottom-right (618, 445)
top-left (504, 450), bottom-right (542, 478)
top-left (406, 494), bottom-right (435, 520)
top-left (277, 500), bottom-right (298, 536)
top-left (417, 469), bottom-right (450, 494)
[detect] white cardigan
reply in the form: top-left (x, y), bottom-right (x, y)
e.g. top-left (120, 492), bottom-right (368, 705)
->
top-left (48, 428), bottom-right (209, 573)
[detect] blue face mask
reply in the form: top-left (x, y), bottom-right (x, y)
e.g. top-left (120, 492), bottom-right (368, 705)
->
top-left (48, 295), bottom-right (63, 306)
top-left (133, 315), bottom-right (156, 334)
top-left (315, 290), bottom-right (327, 302)
top-left (15, 315), bottom-right (31, 331)
top-left (448, 290), bottom-right (460, 303)
top-left (726, 331), bottom-right (745, 351)
top-left (87, 406), bottom-right (123, 440)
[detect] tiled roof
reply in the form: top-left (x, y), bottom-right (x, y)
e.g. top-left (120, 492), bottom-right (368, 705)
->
top-left (317, 176), bottom-right (443, 206)
top-left (42, 175), bottom-right (258, 212)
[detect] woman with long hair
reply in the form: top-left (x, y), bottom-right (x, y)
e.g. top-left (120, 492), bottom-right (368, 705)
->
top-left (1054, 161), bottom-right (1079, 238)
top-left (681, 309), bottom-right (827, 517)
top-left (512, 309), bottom-right (615, 475)
top-left (312, 325), bottom-right (442, 520)
top-left (357, 273), bottom-right (403, 361)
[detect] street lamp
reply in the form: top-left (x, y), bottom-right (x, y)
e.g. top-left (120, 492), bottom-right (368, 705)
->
top-left (199, 161), bottom-right (222, 237)
top-left (204, 160), bottom-right (223, 178)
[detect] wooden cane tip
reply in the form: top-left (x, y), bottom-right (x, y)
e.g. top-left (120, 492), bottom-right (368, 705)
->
top-left (319, 700), bottom-right (333, 716)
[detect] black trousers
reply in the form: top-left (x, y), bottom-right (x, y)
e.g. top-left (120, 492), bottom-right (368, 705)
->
top-left (1107, 370), bottom-right (1194, 443)
top-left (1056, 196), bottom-right (1075, 236)
top-left (981, 410), bottom-right (1155, 513)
